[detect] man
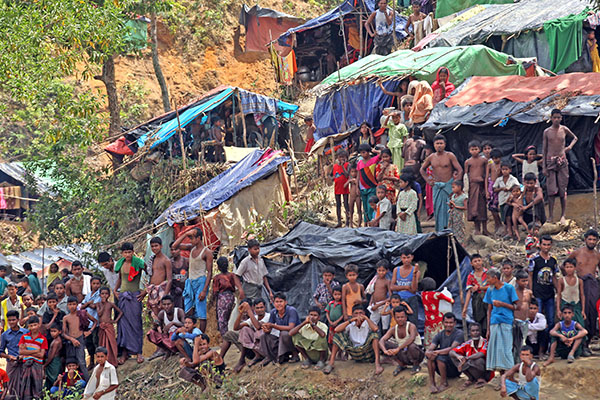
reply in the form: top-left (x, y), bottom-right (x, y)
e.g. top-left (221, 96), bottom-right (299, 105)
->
top-left (172, 228), bottom-right (212, 333)
top-left (97, 252), bottom-right (119, 290)
top-left (114, 242), bottom-right (146, 364)
top-left (234, 239), bottom-right (274, 304)
top-left (365, 0), bottom-right (395, 56)
top-left (450, 322), bottom-right (492, 389)
top-left (146, 237), bottom-right (173, 319)
top-left (1, 284), bottom-right (22, 332)
top-left (402, 130), bottom-right (426, 181)
top-left (420, 135), bottom-right (463, 231)
top-left (290, 306), bottom-right (328, 369)
top-left (569, 228), bottom-right (600, 356)
top-left (23, 263), bottom-right (42, 298)
top-left (542, 108), bottom-right (578, 223)
top-left (425, 313), bottom-right (463, 394)
top-left (0, 310), bottom-right (28, 398)
top-left (147, 295), bottom-right (184, 359)
top-left (38, 281), bottom-right (69, 315)
top-left (258, 292), bottom-right (300, 366)
top-left (379, 306), bottom-right (423, 375)
top-left (65, 261), bottom-right (92, 303)
top-left (169, 241), bottom-right (189, 310)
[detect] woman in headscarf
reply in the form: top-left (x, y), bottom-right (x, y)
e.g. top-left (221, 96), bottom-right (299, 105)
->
top-left (431, 67), bottom-right (455, 105)
top-left (409, 81), bottom-right (434, 125)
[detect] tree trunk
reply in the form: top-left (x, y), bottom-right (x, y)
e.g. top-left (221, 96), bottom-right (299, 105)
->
top-left (96, 55), bottom-right (121, 134)
top-left (150, 12), bottom-right (170, 112)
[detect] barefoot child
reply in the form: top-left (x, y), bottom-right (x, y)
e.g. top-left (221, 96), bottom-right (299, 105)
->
top-left (383, 293), bottom-right (415, 329)
top-left (448, 180), bottom-right (467, 244)
top-left (376, 148), bottom-right (400, 202)
top-left (313, 267), bottom-right (340, 314)
top-left (369, 185), bottom-right (393, 229)
top-left (325, 286), bottom-right (344, 344)
top-left (464, 140), bottom-right (490, 236)
top-left (512, 145), bottom-right (542, 182)
top-left (391, 248), bottom-right (420, 327)
top-left (332, 150), bottom-right (350, 227)
top-left (395, 174), bottom-right (419, 235)
top-left (525, 222), bottom-right (541, 261)
top-left (544, 304), bottom-right (587, 365)
top-left (501, 345), bottom-right (540, 400)
top-left (172, 316), bottom-right (202, 362)
top-left (367, 260), bottom-right (392, 330)
top-left (50, 359), bottom-right (86, 398)
top-left (342, 264), bottom-right (366, 320)
top-left (513, 269), bottom-right (532, 362)
top-left (463, 254), bottom-right (489, 336)
top-left (212, 256), bottom-right (237, 337)
top-left (44, 323), bottom-right (64, 391)
top-left (345, 164), bottom-right (363, 227)
top-left (493, 162), bottom-right (519, 238)
top-left (180, 333), bottom-right (225, 389)
top-left (290, 306), bottom-right (328, 369)
top-left (508, 185), bottom-right (528, 240)
top-left (63, 296), bottom-right (95, 381)
top-left (486, 149), bottom-right (503, 234)
top-left (556, 258), bottom-right (585, 340)
top-left (96, 287), bottom-right (123, 367)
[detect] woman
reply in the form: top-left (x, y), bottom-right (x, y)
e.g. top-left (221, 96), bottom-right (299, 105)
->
top-left (409, 81), bottom-right (434, 125)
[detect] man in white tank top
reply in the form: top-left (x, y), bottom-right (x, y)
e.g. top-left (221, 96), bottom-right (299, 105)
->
top-left (147, 295), bottom-right (185, 359)
top-left (365, 0), bottom-right (395, 56)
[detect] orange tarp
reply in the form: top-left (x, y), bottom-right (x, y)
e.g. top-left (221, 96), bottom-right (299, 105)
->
top-left (445, 73), bottom-right (600, 107)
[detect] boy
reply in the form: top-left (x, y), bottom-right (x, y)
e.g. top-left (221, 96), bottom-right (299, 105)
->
top-left (525, 301), bottom-right (547, 358)
top-left (83, 346), bottom-right (119, 400)
top-left (325, 286), bottom-right (344, 344)
top-left (172, 316), bottom-right (202, 362)
top-left (390, 248), bottom-right (420, 327)
top-left (169, 241), bottom-right (189, 309)
top-left (485, 148), bottom-right (503, 234)
top-left (365, 0), bottom-right (395, 56)
top-left (464, 140), bottom-right (490, 236)
top-left (525, 222), bottom-right (541, 261)
top-left (513, 269), bottom-right (532, 362)
top-left (38, 281), bottom-right (68, 316)
top-left (147, 237), bottom-right (173, 320)
top-left (323, 304), bottom-right (383, 375)
top-left (384, 111), bottom-right (409, 166)
top-left (81, 275), bottom-right (102, 368)
top-left (405, 0), bottom-right (426, 37)
top-left (234, 238), bottom-right (274, 303)
top-left (508, 185), bottom-right (528, 240)
top-left (493, 162), bottom-right (519, 237)
top-left (23, 263), bottom-right (42, 298)
top-left (97, 287), bottom-right (123, 367)
top-left (425, 313), bottom-right (463, 393)
top-left (382, 293), bottom-right (414, 329)
top-left (63, 296), bottom-right (95, 381)
top-left (544, 304), bottom-right (587, 365)
top-left (180, 334), bottom-right (225, 389)
top-left (368, 196), bottom-right (379, 227)
top-left (345, 163), bottom-right (362, 227)
top-left (147, 295), bottom-right (185, 359)
top-left (556, 259), bottom-right (585, 345)
top-left (41, 293), bottom-right (65, 342)
top-left (258, 292), bottom-right (300, 365)
top-left (501, 345), bottom-right (541, 399)
top-left (18, 316), bottom-right (48, 400)
top-left (45, 323), bottom-right (64, 391)
top-left (313, 267), bottom-right (340, 312)
top-left (332, 150), bottom-right (350, 227)
top-left (369, 185), bottom-right (393, 229)
top-left (380, 306), bottom-right (424, 375)
top-left (341, 264), bottom-right (366, 320)
top-left (450, 322), bottom-right (492, 389)
top-left (482, 142), bottom-right (493, 160)
top-left (18, 277), bottom-right (32, 297)
top-left (501, 260), bottom-right (516, 287)
top-left (50, 358), bottom-right (86, 397)
top-left (367, 259), bottom-right (392, 330)
top-left (463, 254), bottom-right (488, 335)
top-left (304, 116), bottom-right (316, 153)
top-left (484, 268), bottom-right (519, 384)
top-left (65, 261), bottom-right (92, 303)
top-left (290, 306), bottom-right (328, 369)
top-left (0, 310), bottom-right (27, 397)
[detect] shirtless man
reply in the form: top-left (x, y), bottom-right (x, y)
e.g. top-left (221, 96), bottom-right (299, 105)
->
top-left (405, 0), bottom-right (426, 36)
top-left (402, 131), bottom-right (426, 181)
top-left (569, 229), bottom-right (600, 356)
top-left (147, 237), bottom-right (173, 319)
top-left (420, 135), bottom-right (463, 231)
top-left (542, 109), bottom-right (578, 223)
top-left (65, 261), bottom-right (90, 303)
top-left (464, 141), bottom-right (490, 236)
top-left (170, 241), bottom-right (189, 309)
top-left (173, 228), bottom-right (213, 332)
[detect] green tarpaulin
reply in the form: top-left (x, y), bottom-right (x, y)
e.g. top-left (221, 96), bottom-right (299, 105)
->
top-left (314, 45), bottom-right (527, 93)
top-left (125, 19), bottom-right (148, 51)
top-left (544, 9), bottom-right (589, 72)
top-left (435, 0), bottom-right (511, 18)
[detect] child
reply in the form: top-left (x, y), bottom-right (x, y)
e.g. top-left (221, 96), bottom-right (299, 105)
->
top-left (512, 145), bottom-right (542, 182)
top-left (421, 277), bottom-right (454, 347)
top-left (180, 333), bottom-right (226, 389)
top-left (356, 143), bottom-right (380, 224)
top-left (405, 0), bottom-right (426, 36)
top-left (383, 293), bottom-right (415, 329)
top-left (368, 196), bottom-right (379, 228)
top-left (345, 163), bottom-right (363, 227)
top-left (332, 150), bottom-right (350, 227)
top-left (313, 267), bottom-right (340, 312)
top-left (482, 141), bottom-right (493, 161)
top-left (172, 316), bottom-right (202, 361)
top-left (50, 359), bottom-right (86, 397)
top-left (18, 316), bottom-right (48, 400)
top-left (341, 264), bottom-right (366, 320)
top-left (375, 148), bottom-right (400, 202)
top-left (501, 346), bottom-right (540, 400)
top-left (63, 296), bottom-right (95, 381)
top-left (401, 167), bottom-right (424, 233)
top-left (96, 287), bottom-right (123, 367)
top-left (464, 140), bottom-right (490, 236)
top-left (304, 116), bottom-right (316, 153)
top-left (290, 306), bottom-right (329, 369)
top-left (556, 258), bottom-right (585, 333)
top-left (544, 304), bottom-right (588, 365)
top-left (356, 121), bottom-right (375, 149)
top-left (463, 254), bottom-right (488, 335)
top-left (526, 301), bottom-right (547, 358)
top-left (23, 306), bottom-right (39, 330)
top-left (41, 293), bottom-right (65, 342)
top-left (369, 185), bottom-right (393, 230)
top-left (325, 286), bottom-right (344, 345)
top-left (513, 269), bottom-right (532, 362)
top-left (486, 149), bottom-right (503, 234)
top-left (508, 185), bottom-right (528, 240)
top-left (431, 67), bottom-right (455, 105)
top-left (493, 162), bottom-right (519, 236)
top-left (501, 260), bottom-right (516, 287)
top-left (384, 112), bottom-right (409, 168)
top-left (448, 180), bottom-right (467, 244)
top-left (44, 322), bottom-right (64, 391)
top-left (83, 347), bottom-right (119, 400)
top-left (525, 222), bottom-right (541, 261)
top-left (212, 256), bottom-right (237, 337)
top-left (367, 260), bottom-right (392, 330)
top-left (390, 248), bottom-right (420, 327)
top-left (22, 294), bottom-right (34, 311)
top-left (395, 174), bottom-right (418, 235)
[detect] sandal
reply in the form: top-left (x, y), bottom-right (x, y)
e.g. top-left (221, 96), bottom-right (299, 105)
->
top-left (314, 361), bottom-right (325, 370)
top-left (301, 359), bottom-right (312, 369)
top-left (567, 355), bottom-right (575, 363)
top-left (322, 364), bottom-right (334, 375)
top-left (393, 365), bottom-right (406, 376)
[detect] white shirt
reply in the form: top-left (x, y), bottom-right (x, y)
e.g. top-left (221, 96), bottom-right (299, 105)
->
top-left (527, 313), bottom-right (547, 344)
top-left (377, 198), bottom-right (394, 230)
top-left (345, 321), bottom-right (371, 347)
top-left (84, 361), bottom-right (119, 400)
top-left (99, 267), bottom-right (119, 290)
top-left (493, 174), bottom-right (520, 206)
top-left (375, 8), bottom-right (393, 36)
top-left (241, 314), bottom-right (270, 330)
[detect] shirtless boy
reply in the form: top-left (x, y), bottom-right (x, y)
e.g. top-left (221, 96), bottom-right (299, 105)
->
top-left (542, 109), bottom-right (578, 223)
top-left (65, 261), bottom-right (90, 303)
top-left (486, 149), bottom-right (503, 234)
top-left (368, 260), bottom-right (392, 330)
top-left (170, 241), bottom-right (189, 309)
top-left (63, 296), bottom-right (95, 381)
top-left (96, 287), bottom-right (123, 366)
top-left (147, 237), bottom-right (173, 319)
top-left (569, 229), bottom-right (600, 355)
top-left (420, 135), bottom-right (463, 231)
top-left (513, 269), bottom-right (533, 361)
top-left (464, 141), bottom-right (490, 236)
top-left (402, 131), bottom-right (426, 180)
top-left (405, 0), bottom-right (426, 36)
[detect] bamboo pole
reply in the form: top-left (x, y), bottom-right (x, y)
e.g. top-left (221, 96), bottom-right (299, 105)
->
top-left (329, 137), bottom-right (336, 166)
top-left (450, 235), bottom-right (467, 341)
top-left (236, 90), bottom-right (248, 147)
top-left (593, 158), bottom-right (598, 227)
top-left (173, 97), bottom-right (188, 193)
top-left (359, 14), bottom-right (364, 58)
top-left (339, 13), bottom-right (350, 65)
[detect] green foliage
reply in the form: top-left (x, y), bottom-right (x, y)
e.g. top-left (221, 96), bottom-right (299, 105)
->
top-left (119, 79), bottom-right (151, 127)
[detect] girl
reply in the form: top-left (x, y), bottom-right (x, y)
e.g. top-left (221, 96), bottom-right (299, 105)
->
top-left (512, 145), bottom-right (542, 182)
top-left (376, 149), bottom-right (400, 202)
top-left (356, 122), bottom-right (375, 150)
top-left (448, 180), bottom-right (467, 244)
top-left (47, 263), bottom-right (62, 290)
top-left (431, 67), bottom-right (455, 105)
top-left (211, 256), bottom-right (236, 337)
top-left (345, 164), bottom-right (363, 227)
top-left (409, 81), bottom-right (434, 125)
top-left (395, 174), bottom-right (418, 235)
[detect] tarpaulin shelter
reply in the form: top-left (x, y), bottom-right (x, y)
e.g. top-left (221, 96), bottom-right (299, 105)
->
top-left (233, 222), bottom-right (468, 318)
top-left (239, 5), bottom-right (303, 53)
top-left (311, 45), bottom-right (532, 140)
top-left (424, 0), bottom-right (592, 72)
top-left (435, 0), bottom-right (511, 18)
top-left (155, 148), bottom-right (293, 246)
top-left (0, 162), bottom-right (53, 219)
top-left (422, 73), bottom-right (600, 191)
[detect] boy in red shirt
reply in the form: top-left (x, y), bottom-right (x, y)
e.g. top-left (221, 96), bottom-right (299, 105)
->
top-left (332, 150), bottom-right (350, 227)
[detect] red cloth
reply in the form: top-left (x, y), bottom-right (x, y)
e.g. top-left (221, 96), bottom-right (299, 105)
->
top-left (431, 67), bottom-right (455, 105)
top-left (105, 137), bottom-right (135, 156)
top-left (0, 368), bottom-right (7, 392)
top-left (304, 137), bottom-right (315, 153)
top-left (452, 338), bottom-right (488, 358)
top-left (212, 272), bottom-right (236, 295)
top-left (333, 163), bottom-right (349, 195)
top-left (422, 291), bottom-right (454, 346)
top-left (466, 269), bottom-right (488, 293)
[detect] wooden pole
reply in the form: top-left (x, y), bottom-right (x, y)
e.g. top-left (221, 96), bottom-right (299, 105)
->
top-left (359, 15), bottom-right (364, 58)
top-left (450, 235), bottom-right (467, 341)
top-left (593, 157), bottom-right (598, 227)
top-left (329, 137), bottom-right (336, 166)
top-left (173, 97), bottom-right (189, 193)
top-left (236, 90), bottom-right (248, 147)
top-left (392, 2), bottom-right (398, 50)
top-left (339, 13), bottom-right (350, 65)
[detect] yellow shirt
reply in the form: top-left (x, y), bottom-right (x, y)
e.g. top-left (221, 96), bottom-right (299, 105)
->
top-left (1, 296), bottom-right (22, 331)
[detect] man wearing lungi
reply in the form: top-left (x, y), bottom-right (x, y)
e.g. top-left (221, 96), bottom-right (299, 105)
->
top-left (234, 239), bottom-right (274, 304)
top-left (542, 108), bottom-right (578, 224)
top-left (0, 310), bottom-right (28, 398)
top-left (146, 237), bottom-right (172, 320)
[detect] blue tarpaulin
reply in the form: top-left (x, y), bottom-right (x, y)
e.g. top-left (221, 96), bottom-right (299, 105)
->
top-left (137, 87), bottom-right (299, 148)
top-left (277, 0), bottom-right (407, 46)
top-left (155, 149), bottom-right (290, 226)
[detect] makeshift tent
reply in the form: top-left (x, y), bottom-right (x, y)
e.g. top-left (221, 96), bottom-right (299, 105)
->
top-left (0, 162), bottom-right (53, 219)
top-left (239, 5), bottom-right (303, 53)
top-left (312, 45), bottom-right (533, 139)
top-left (424, 0), bottom-right (592, 72)
top-left (435, 0), bottom-right (511, 19)
top-left (155, 148), bottom-right (292, 246)
top-left (274, 0), bottom-right (408, 84)
top-left (422, 73), bottom-right (600, 191)
top-left (233, 222), bottom-right (469, 318)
